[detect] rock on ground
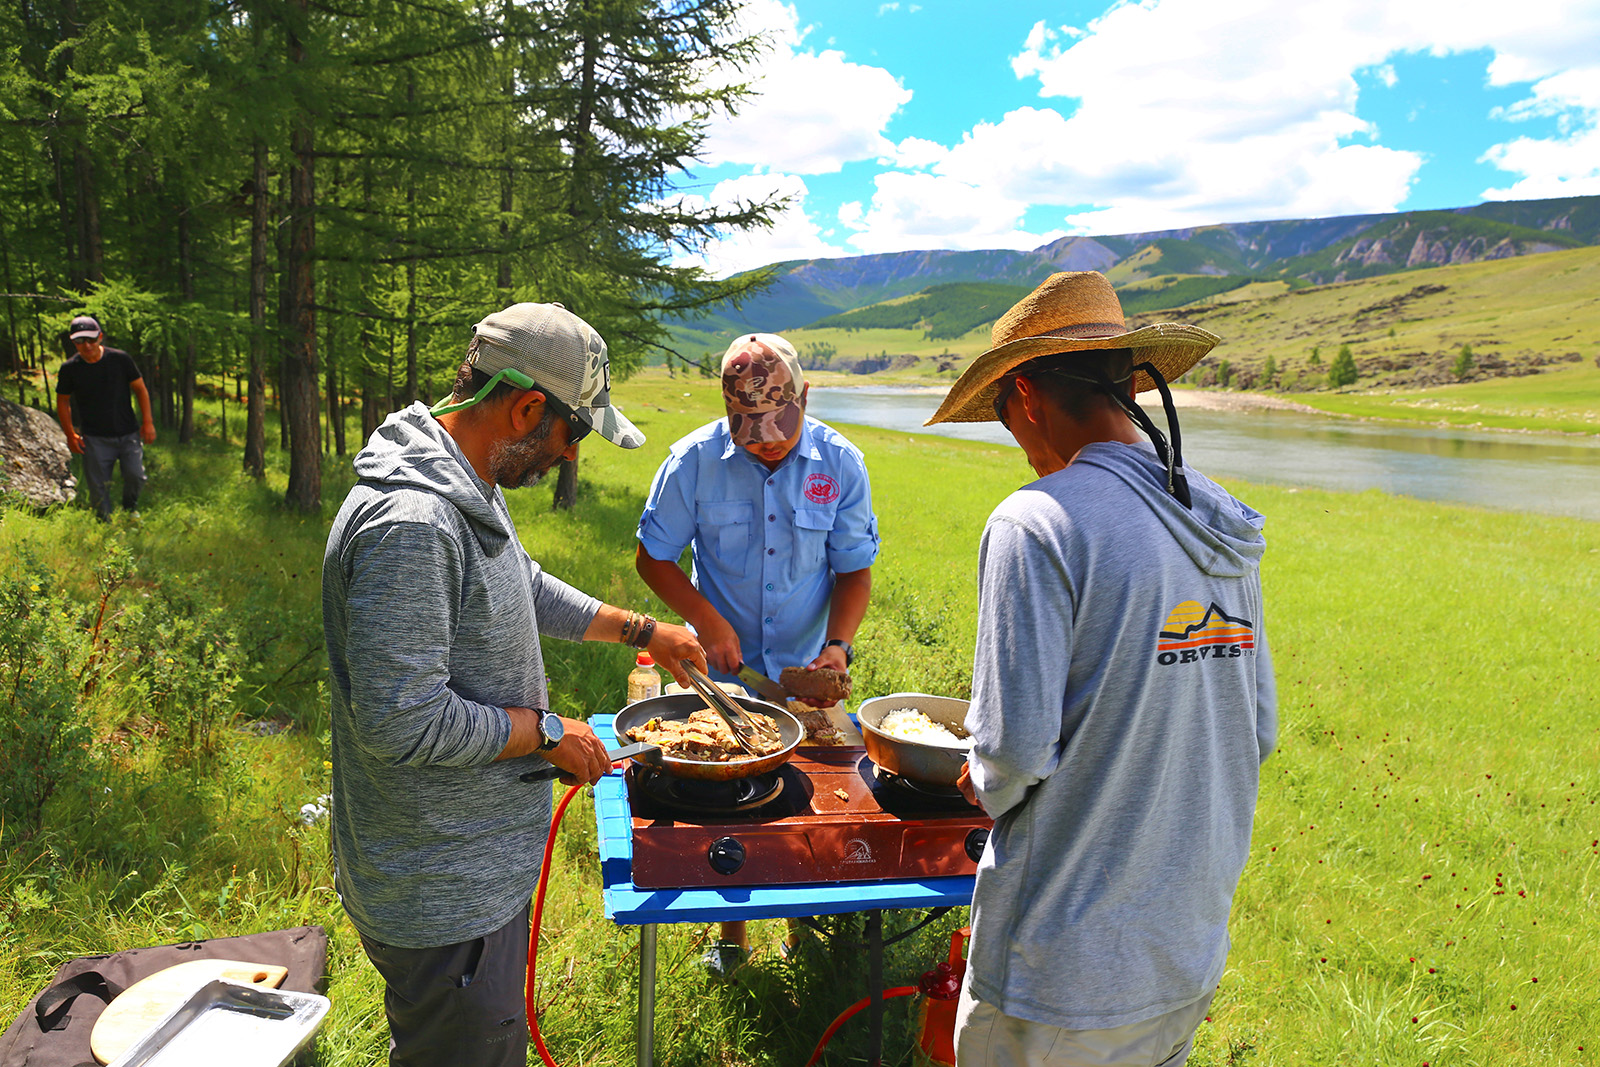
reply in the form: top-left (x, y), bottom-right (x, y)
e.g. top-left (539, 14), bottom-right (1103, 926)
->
top-left (0, 398), bottom-right (75, 508)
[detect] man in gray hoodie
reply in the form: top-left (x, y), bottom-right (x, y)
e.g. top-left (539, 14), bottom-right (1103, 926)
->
top-left (926, 273), bottom-right (1277, 1067)
top-left (323, 302), bottom-right (705, 1067)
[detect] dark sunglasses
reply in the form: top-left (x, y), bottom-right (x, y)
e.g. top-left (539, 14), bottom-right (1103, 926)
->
top-left (993, 375), bottom-right (1020, 429)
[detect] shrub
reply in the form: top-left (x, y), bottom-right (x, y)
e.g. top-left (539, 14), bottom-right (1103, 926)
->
top-left (0, 560), bottom-right (94, 840)
top-left (125, 576), bottom-right (244, 759)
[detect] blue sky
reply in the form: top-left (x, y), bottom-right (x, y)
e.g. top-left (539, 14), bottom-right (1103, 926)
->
top-left (671, 0), bottom-right (1600, 276)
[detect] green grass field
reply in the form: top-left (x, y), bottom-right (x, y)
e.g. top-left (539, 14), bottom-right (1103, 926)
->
top-left (3, 374), bottom-right (1597, 1065)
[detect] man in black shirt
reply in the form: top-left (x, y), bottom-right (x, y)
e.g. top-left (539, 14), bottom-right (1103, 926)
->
top-left (55, 314), bottom-right (157, 520)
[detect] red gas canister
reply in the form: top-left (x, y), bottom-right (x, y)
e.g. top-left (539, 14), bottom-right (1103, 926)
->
top-left (913, 927), bottom-right (969, 1067)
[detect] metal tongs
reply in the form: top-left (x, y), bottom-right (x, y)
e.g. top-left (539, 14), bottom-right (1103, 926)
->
top-left (679, 660), bottom-right (778, 756)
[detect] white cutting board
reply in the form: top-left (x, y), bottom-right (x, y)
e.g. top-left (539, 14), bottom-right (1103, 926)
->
top-left (90, 959), bottom-right (289, 1064)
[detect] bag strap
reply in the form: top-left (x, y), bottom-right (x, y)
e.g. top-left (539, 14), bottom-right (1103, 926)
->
top-left (34, 970), bottom-right (124, 1033)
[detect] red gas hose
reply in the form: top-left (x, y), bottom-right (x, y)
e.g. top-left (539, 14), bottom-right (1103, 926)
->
top-left (527, 781), bottom-right (584, 1067)
top-left (802, 986), bottom-right (918, 1066)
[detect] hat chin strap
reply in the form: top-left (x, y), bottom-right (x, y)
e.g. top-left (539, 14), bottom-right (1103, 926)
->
top-left (1036, 362), bottom-right (1192, 508)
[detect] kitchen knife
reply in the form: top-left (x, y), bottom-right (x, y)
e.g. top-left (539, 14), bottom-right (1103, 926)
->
top-left (519, 741), bottom-right (658, 783)
top-left (735, 663), bottom-right (790, 706)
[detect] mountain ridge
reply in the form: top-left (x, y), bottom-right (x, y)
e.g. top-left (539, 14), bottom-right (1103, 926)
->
top-left (669, 195), bottom-right (1600, 349)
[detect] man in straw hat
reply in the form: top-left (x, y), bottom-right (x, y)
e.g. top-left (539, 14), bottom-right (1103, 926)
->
top-left (324, 302), bottom-right (706, 1066)
top-left (930, 272), bottom-right (1277, 1066)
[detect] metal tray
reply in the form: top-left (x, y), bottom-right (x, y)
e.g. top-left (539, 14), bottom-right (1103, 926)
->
top-left (106, 979), bottom-right (330, 1067)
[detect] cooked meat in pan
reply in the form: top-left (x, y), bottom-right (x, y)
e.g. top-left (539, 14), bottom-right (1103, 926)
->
top-left (625, 709), bottom-right (786, 762)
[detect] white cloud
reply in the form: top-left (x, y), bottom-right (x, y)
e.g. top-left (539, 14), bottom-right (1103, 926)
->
top-left (1001, 0), bottom-right (1600, 230)
top-left (698, 0), bottom-right (911, 175)
top-left (1480, 67), bottom-right (1600, 199)
top-left (838, 171), bottom-right (1066, 254)
top-left (670, 173), bottom-right (848, 278)
top-left (885, 136), bottom-right (946, 170)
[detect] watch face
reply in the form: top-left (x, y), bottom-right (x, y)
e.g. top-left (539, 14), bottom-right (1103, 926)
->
top-left (540, 713), bottom-right (564, 748)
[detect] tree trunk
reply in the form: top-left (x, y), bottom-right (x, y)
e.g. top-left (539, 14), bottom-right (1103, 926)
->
top-left (547, 8), bottom-right (599, 514)
top-left (177, 206), bottom-right (197, 443)
top-left (326, 316), bottom-right (345, 456)
top-left (552, 454), bottom-right (577, 510)
top-left (74, 145), bottom-right (103, 285)
top-left (244, 137), bottom-right (269, 478)
top-left (401, 71), bottom-right (419, 408)
top-left (276, 163), bottom-right (292, 452)
top-left (361, 358), bottom-right (381, 441)
top-left (282, 0), bottom-right (321, 513)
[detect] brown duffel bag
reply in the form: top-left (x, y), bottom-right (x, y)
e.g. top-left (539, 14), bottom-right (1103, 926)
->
top-left (0, 925), bottom-right (328, 1067)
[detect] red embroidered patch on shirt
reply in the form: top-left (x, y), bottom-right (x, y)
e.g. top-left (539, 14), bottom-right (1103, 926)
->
top-left (803, 473), bottom-right (840, 504)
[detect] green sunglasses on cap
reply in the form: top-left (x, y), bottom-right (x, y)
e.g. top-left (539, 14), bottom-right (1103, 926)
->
top-left (430, 368), bottom-right (591, 444)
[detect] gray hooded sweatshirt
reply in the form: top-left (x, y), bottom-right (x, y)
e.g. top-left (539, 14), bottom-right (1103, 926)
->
top-left (966, 440), bottom-right (1277, 1030)
top-left (322, 402), bottom-right (600, 948)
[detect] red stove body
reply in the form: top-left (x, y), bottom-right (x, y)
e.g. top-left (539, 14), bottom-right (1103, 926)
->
top-left (626, 745), bottom-right (993, 889)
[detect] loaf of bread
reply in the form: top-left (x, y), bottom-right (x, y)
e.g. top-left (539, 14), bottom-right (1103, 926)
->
top-left (779, 666), bottom-right (853, 702)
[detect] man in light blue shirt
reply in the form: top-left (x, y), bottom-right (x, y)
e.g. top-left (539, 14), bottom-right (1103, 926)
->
top-left (636, 333), bottom-right (878, 683)
top-left (636, 332), bottom-right (880, 972)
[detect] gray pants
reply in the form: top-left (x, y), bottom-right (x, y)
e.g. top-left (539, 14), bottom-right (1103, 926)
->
top-left (80, 432), bottom-right (145, 520)
top-left (357, 904), bottom-right (531, 1067)
top-left (955, 982), bottom-right (1215, 1067)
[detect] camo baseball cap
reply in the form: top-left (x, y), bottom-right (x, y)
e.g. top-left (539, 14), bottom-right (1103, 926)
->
top-left (469, 302), bottom-right (643, 448)
top-left (720, 333), bottom-right (806, 446)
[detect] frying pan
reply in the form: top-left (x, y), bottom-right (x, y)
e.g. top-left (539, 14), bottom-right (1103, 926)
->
top-left (612, 692), bottom-right (803, 781)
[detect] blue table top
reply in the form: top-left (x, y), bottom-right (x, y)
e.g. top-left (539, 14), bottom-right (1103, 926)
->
top-left (592, 719), bottom-right (977, 925)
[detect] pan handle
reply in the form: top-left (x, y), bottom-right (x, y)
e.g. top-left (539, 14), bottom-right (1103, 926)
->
top-left (519, 741), bottom-right (659, 783)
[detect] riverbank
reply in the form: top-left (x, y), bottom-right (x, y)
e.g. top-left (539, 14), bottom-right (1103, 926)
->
top-left (800, 366), bottom-right (1600, 436)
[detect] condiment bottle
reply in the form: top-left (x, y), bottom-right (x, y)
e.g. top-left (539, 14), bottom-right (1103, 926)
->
top-left (627, 651), bottom-right (661, 703)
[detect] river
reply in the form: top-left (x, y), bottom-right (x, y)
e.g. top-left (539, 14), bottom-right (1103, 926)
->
top-left (806, 386), bottom-right (1600, 522)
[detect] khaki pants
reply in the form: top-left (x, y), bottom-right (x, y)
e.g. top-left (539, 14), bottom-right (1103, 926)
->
top-left (954, 983), bottom-right (1215, 1067)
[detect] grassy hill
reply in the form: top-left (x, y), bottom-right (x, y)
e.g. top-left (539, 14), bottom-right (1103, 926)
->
top-left (768, 244), bottom-right (1600, 434)
top-left (803, 282), bottom-right (1033, 340)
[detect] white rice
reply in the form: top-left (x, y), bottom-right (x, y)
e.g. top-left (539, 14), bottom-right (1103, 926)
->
top-left (878, 707), bottom-right (970, 748)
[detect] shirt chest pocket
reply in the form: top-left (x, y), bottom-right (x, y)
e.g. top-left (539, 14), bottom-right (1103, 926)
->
top-left (792, 504), bottom-right (835, 573)
top-left (698, 499), bottom-right (754, 562)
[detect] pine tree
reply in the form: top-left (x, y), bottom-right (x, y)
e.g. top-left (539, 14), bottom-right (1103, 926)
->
top-left (1328, 344), bottom-right (1359, 388)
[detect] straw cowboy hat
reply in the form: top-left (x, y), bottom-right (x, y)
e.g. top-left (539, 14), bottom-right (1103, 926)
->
top-left (925, 271), bottom-right (1219, 425)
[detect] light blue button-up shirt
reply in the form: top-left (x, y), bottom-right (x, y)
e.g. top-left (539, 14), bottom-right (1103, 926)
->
top-left (637, 416), bottom-right (880, 681)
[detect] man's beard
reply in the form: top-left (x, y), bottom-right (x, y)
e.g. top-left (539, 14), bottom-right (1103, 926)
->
top-left (487, 411), bottom-right (563, 489)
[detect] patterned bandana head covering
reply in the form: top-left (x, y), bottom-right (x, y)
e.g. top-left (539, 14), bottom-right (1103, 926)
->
top-left (720, 333), bottom-right (806, 446)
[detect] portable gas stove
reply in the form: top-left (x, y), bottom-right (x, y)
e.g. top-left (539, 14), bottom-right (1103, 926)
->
top-left (591, 718), bottom-right (989, 1067)
top-left (625, 745), bottom-right (991, 889)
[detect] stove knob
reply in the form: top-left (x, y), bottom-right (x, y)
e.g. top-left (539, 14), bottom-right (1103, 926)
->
top-left (708, 836), bottom-right (746, 876)
top-left (964, 827), bottom-right (990, 863)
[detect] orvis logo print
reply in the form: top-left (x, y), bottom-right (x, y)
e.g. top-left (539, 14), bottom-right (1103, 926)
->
top-left (1155, 600), bottom-right (1255, 666)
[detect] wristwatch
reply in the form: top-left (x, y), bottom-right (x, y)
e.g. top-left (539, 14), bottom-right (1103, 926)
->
top-left (823, 639), bottom-right (854, 667)
top-left (536, 711), bottom-right (564, 752)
